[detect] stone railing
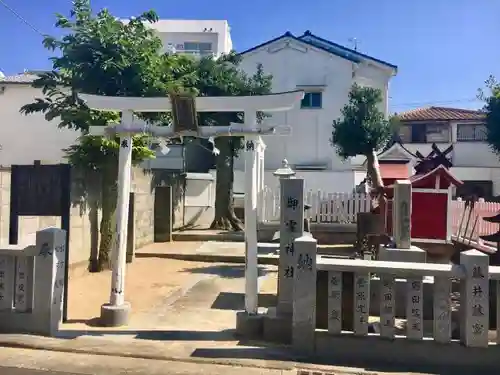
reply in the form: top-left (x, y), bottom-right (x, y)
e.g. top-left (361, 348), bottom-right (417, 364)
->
top-left (292, 236), bottom-right (499, 364)
top-left (0, 228), bottom-right (66, 336)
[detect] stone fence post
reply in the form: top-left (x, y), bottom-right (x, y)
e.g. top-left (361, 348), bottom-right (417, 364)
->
top-left (292, 235), bottom-right (317, 354)
top-left (460, 249), bottom-right (489, 348)
top-left (33, 228), bottom-right (67, 336)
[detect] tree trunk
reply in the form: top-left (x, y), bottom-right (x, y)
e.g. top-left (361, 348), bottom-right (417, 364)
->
top-left (98, 160), bottom-right (118, 271)
top-left (87, 199), bottom-right (100, 272)
top-left (210, 137), bottom-right (243, 231)
top-left (366, 150), bottom-right (387, 232)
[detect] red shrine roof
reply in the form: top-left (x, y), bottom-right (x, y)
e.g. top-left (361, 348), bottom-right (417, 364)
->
top-left (385, 165), bottom-right (463, 191)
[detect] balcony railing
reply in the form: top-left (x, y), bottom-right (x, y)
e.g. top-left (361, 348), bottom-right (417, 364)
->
top-left (178, 50), bottom-right (215, 58)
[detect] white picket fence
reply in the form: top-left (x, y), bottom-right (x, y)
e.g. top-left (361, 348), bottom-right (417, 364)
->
top-left (259, 187), bottom-right (372, 224)
top-left (450, 198), bottom-right (500, 245)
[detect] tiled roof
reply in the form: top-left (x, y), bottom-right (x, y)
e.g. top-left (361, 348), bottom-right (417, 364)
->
top-left (0, 73), bottom-right (39, 84)
top-left (239, 31), bottom-right (397, 71)
top-left (398, 106), bottom-right (485, 121)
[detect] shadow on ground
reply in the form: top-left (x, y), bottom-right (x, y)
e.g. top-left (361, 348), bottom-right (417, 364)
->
top-left (211, 292), bottom-right (276, 311)
top-left (192, 346), bottom-right (496, 375)
top-left (54, 326), bottom-right (498, 375)
top-left (57, 328), bottom-right (237, 341)
top-left (182, 264), bottom-right (273, 279)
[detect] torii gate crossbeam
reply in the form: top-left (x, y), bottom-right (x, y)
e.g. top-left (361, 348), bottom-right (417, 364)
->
top-left (79, 91), bottom-right (303, 327)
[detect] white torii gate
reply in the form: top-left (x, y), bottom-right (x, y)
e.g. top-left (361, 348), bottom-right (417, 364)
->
top-left (79, 91), bottom-right (304, 326)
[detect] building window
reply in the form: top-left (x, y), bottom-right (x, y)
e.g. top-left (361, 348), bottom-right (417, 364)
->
top-left (301, 92), bottom-right (322, 109)
top-left (398, 125), bottom-right (412, 143)
top-left (455, 180), bottom-right (493, 200)
top-left (425, 124), bottom-right (450, 143)
top-left (183, 42), bottom-right (212, 53)
top-left (457, 124), bottom-right (487, 142)
top-left (403, 123), bottom-right (450, 143)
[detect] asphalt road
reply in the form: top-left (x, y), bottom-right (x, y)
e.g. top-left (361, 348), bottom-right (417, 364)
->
top-left (0, 368), bottom-right (83, 375)
top-left (0, 348), bottom-right (288, 375)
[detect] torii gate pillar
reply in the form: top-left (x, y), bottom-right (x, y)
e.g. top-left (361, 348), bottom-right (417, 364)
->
top-left (243, 111), bottom-right (266, 315)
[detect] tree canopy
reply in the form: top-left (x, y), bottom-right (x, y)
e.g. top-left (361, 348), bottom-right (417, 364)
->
top-left (188, 53), bottom-right (272, 230)
top-left (481, 76), bottom-right (500, 156)
top-left (19, 0), bottom-right (273, 267)
top-left (330, 83), bottom-right (392, 159)
top-left (19, 0), bottom-right (197, 270)
top-left (330, 83), bottom-right (391, 235)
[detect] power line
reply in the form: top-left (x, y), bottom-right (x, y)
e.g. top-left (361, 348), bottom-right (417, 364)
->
top-left (0, 0), bottom-right (44, 36)
top-left (391, 97), bottom-right (482, 108)
top-left (0, 0), bottom-right (488, 112)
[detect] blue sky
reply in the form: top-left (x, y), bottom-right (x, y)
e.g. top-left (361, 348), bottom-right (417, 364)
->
top-left (1, 0), bottom-right (499, 113)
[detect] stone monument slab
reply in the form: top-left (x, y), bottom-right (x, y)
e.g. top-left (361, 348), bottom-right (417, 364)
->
top-left (392, 180), bottom-right (412, 250)
top-left (460, 249), bottom-right (489, 348)
top-left (292, 236), bottom-right (317, 354)
top-left (277, 178), bottom-right (304, 316)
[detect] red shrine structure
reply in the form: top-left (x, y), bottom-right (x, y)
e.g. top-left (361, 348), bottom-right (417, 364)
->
top-left (380, 143), bottom-right (463, 244)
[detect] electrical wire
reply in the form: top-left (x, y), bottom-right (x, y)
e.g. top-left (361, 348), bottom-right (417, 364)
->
top-left (391, 97), bottom-right (481, 109)
top-left (0, 0), bottom-right (44, 36)
top-left (0, 0), bottom-right (486, 112)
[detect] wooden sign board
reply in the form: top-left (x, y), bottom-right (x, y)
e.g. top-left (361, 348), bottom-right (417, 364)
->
top-left (170, 94), bottom-right (198, 133)
top-left (9, 162), bottom-right (71, 322)
top-left (11, 164), bottom-right (68, 216)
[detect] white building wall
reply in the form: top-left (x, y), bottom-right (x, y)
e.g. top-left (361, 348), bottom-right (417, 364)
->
top-left (234, 37), bottom-right (393, 192)
top-left (0, 85), bottom-right (80, 166)
top-left (150, 19), bottom-right (232, 57)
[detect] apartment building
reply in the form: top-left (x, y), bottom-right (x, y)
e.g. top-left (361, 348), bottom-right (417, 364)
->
top-left (379, 106), bottom-right (500, 198)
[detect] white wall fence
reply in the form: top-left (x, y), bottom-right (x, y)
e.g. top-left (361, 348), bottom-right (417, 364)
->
top-left (292, 236), bottom-right (500, 361)
top-left (450, 199), bottom-right (500, 249)
top-left (259, 187), bottom-right (371, 223)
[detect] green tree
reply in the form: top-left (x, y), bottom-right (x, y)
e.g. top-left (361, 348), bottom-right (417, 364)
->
top-left (191, 53), bottom-right (272, 231)
top-left (20, 0), bottom-right (193, 271)
top-left (480, 76), bottom-right (500, 155)
top-left (330, 84), bottom-right (392, 220)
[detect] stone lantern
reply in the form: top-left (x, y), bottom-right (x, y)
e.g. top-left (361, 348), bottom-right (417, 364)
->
top-left (273, 159), bottom-right (296, 180)
top-left (271, 159), bottom-right (311, 242)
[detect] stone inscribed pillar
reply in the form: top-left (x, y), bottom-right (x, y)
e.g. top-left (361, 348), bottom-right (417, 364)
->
top-left (354, 272), bottom-right (370, 336)
top-left (292, 236), bottom-right (317, 354)
top-left (277, 178), bottom-right (304, 316)
top-left (460, 249), bottom-right (489, 348)
top-left (0, 255), bottom-right (15, 310)
top-left (433, 277), bottom-right (452, 344)
top-left (406, 277), bottom-right (423, 340)
top-left (33, 228), bottom-right (67, 336)
top-left (380, 275), bottom-right (395, 339)
top-left (392, 180), bottom-right (412, 249)
top-left (328, 271), bottom-right (343, 334)
top-left (14, 256), bottom-right (32, 312)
